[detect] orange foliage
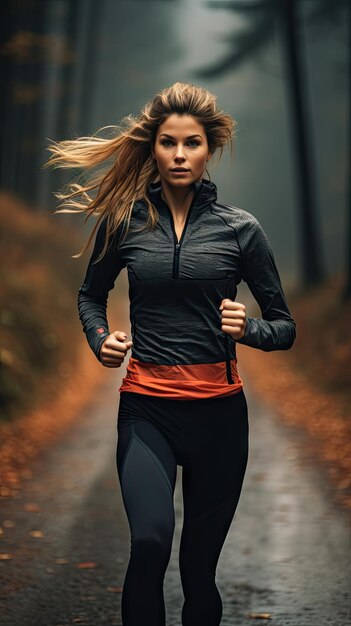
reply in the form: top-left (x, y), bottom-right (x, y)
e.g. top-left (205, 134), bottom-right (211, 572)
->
top-left (238, 277), bottom-right (351, 513)
top-left (0, 191), bottom-right (106, 498)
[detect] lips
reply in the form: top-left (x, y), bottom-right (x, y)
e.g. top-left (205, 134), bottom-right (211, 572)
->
top-left (170, 168), bottom-right (189, 172)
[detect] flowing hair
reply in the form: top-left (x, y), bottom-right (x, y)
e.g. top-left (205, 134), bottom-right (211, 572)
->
top-left (43, 81), bottom-right (237, 261)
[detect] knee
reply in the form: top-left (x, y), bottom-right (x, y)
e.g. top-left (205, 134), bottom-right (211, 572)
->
top-left (132, 525), bottom-right (174, 561)
top-left (130, 532), bottom-right (173, 577)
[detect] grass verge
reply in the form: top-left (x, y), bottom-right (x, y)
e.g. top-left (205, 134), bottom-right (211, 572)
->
top-left (0, 192), bottom-right (106, 498)
top-left (238, 276), bottom-right (351, 513)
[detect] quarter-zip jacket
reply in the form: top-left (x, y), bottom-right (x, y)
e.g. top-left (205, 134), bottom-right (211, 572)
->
top-left (77, 178), bottom-right (296, 399)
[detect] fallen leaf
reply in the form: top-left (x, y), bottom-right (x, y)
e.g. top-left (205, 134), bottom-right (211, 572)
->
top-left (106, 586), bottom-right (123, 593)
top-left (24, 502), bottom-right (41, 512)
top-left (29, 530), bottom-right (44, 538)
top-left (248, 612), bottom-right (272, 620)
top-left (55, 557), bottom-right (69, 564)
top-left (75, 562), bottom-right (97, 569)
top-left (3, 520), bottom-right (15, 528)
top-left (0, 553), bottom-right (13, 560)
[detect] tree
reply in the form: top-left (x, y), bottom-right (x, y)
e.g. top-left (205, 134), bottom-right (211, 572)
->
top-left (194, 0), bottom-right (347, 289)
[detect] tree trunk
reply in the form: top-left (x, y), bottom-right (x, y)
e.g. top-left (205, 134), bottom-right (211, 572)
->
top-left (278, 0), bottom-right (325, 288)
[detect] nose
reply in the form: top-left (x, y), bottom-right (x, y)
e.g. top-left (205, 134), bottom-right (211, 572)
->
top-left (174, 144), bottom-right (186, 161)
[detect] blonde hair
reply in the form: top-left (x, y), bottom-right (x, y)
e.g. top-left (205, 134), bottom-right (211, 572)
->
top-left (43, 81), bottom-right (237, 260)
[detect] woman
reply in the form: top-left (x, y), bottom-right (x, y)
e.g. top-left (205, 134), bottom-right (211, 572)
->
top-left (46, 82), bottom-right (296, 626)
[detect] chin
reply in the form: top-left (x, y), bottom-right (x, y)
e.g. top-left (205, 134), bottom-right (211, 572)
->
top-left (163, 175), bottom-right (201, 188)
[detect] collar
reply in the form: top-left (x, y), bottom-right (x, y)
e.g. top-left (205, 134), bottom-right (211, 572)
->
top-left (146, 178), bottom-right (217, 214)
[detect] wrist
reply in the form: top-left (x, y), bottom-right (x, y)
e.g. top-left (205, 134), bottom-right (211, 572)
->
top-left (235, 317), bottom-right (250, 343)
top-left (86, 325), bottom-right (110, 361)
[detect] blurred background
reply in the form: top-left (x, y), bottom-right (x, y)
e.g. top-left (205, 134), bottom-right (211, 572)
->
top-left (1, 0), bottom-right (350, 512)
top-left (0, 0), bottom-right (351, 490)
top-left (0, 1), bottom-right (350, 623)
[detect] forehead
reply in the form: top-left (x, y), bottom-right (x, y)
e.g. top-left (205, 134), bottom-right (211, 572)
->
top-left (157, 113), bottom-right (205, 137)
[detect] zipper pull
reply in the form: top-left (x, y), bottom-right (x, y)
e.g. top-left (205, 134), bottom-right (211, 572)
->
top-left (175, 243), bottom-right (180, 253)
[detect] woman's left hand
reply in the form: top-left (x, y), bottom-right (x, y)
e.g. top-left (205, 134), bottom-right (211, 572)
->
top-left (219, 298), bottom-right (247, 340)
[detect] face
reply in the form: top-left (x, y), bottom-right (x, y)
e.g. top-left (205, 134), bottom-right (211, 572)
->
top-left (151, 113), bottom-right (212, 188)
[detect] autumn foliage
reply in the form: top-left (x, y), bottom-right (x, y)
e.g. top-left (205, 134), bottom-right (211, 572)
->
top-left (238, 277), bottom-right (351, 512)
top-left (0, 192), bottom-right (106, 496)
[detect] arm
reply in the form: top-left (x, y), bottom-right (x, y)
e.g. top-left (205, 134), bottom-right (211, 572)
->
top-left (235, 215), bottom-right (296, 351)
top-left (77, 218), bottom-right (126, 361)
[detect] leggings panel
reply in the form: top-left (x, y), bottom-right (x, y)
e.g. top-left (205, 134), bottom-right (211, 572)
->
top-left (116, 389), bottom-right (249, 626)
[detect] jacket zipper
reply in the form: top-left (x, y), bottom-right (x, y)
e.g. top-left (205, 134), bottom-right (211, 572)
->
top-left (163, 194), bottom-right (235, 383)
top-left (165, 197), bottom-right (196, 279)
top-left (174, 242), bottom-right (181, 277)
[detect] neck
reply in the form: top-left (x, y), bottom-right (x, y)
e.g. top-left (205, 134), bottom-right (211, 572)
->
top-left (160, 178), bottom-right (201, 221)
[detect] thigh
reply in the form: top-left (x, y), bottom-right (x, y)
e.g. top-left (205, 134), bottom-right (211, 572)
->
top-left (181, 390), bottom-right (249, 526)
top-left (117, 401), bottom-right (178, 542)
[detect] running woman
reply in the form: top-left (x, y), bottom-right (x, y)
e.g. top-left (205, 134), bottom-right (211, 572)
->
top-left (46, 82), bottom-right (296, 626)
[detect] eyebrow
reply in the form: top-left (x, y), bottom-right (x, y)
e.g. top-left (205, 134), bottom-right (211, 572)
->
top-left (159, 133), bottom-right (203, 139)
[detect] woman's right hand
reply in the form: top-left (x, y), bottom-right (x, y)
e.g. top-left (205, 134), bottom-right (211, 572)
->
top-left (99, 330), bottom-right (133, 368)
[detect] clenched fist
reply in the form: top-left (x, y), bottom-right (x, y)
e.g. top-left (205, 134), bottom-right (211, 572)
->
top-left (219, 299), bottom-right (247, 340)
top-left (99, 330), bottom-right (133, 368)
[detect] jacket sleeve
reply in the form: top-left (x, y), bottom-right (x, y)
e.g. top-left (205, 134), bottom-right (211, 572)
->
top-left (77, 218), bottom-right (126, 361)
top-left (235, 215), bottom-right (296, 351)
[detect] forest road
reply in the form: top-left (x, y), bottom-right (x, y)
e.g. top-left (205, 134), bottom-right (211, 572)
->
top-left (0, 367), bottom-right (350, 626)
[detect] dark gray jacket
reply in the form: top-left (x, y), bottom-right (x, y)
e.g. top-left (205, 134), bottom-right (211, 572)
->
top-left (78, 178), bottom-right (296, 384)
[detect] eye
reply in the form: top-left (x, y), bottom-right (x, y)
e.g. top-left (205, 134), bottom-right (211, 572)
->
top-left (160, 139), bottom-right (200, 147)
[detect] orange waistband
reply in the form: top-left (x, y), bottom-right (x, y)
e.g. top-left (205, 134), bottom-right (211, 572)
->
top-left (118, 357), bottom-right (243, 400)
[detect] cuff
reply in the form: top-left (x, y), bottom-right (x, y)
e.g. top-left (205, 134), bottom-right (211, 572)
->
top-left (86, 325), bottom-right (110, 361)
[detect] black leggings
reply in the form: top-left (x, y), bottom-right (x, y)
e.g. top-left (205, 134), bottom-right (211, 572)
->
top-left (116, 389), bottom-right (249, 626)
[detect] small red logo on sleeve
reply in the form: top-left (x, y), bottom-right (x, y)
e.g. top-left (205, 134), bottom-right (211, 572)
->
top-left (96, 327), bottom-right (106, 334)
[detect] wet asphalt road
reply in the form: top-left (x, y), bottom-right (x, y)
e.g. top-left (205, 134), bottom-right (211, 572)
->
top-left (0, 370), bottom-right (350, 626)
